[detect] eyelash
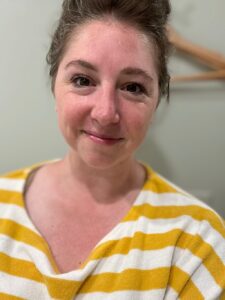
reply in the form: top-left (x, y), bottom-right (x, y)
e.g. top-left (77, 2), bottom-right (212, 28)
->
top-left (69, 75), bottom-right (148, 96)
top-left (70, 74), bottom-right (94, 87)
top-left (122, 82), bottom-right (147, 95)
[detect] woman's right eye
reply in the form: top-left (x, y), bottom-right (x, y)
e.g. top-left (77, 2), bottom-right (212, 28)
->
top-left (71, 75), bottom-right (93, 87)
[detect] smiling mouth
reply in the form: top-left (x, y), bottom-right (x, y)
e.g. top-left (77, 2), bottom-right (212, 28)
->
top-left (81, 130), bottom-right (124, 145)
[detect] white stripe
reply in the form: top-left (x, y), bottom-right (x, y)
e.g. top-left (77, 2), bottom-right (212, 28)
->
top-left (6, 247), bottom-right (172, 282)
top-left (0, 238), bottom-right (220, 297)
top-left (98, 215), bottom-right (225, 263)
top-left (88, 247), bottom-right (220, 295)
top-left (1, 201), bottom-right (223, 253)
top-left (62, 245), bottom-right (218, 286)
top-left (152, 173), bottom-right (225, 224)
top-left (0, 235), bottom-right (56, 274)
top-left (190, 267), bottom-right (223, 299)
top-left (173, 248), bottom-right (221, 298)
top-left (75, 289), bottom-right (178, 300)
top-left (0, 203), bottom-right (39, 232)
top-left (0, 235), bottom-right (222, 296)
top-left (0, 271), bottom-right (50, 300)
top-left (0, 235), bottom-right (109, 282)
top-left (0, 207), bottom-right (224, 282)
top-left (164, 287), bottom-right (179, 299)
top-left (0, 178), bottom-right (24, 192)
top-left (137, 190), bottom-right (212, 210)
top-left (91, 247), bottom-right (174, 275)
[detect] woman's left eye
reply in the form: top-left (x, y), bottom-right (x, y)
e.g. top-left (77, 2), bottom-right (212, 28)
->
top-left (122, 83), bottom-right (146, 95)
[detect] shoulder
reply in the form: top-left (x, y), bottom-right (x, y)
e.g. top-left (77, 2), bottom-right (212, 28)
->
top-left (0, 165), bottom-right (37, 248)
top-left (0, 161), bottom-right (54, 205)
top-left (141, 165), bottom-right (225, 243)
top-left (142, 165), bottom-right (224, 229)
top-left (0, 166), bottom-right (30, 207)
top-left (140, 165), bottom-right (225, 298)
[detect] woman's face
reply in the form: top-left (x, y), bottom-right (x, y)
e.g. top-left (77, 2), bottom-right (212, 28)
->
top-left (54, 19), bottom-right (159, 169)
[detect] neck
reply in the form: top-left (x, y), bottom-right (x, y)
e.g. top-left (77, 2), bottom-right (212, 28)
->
top-left (59, 151), bottom-right (146, 203)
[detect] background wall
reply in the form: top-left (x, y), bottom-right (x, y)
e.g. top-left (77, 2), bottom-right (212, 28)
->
top-left (0, 0), bottom-right (224, 217)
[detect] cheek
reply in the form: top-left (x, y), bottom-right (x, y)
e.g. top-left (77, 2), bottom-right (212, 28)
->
top-left (56, 94), bottom-right (85, 126)
top-left (132, 117), bottom-right (150, 142)
top-left (123, 104), bottom-right (154, 138)
top-left (61, 109), bottom-right (83, 131)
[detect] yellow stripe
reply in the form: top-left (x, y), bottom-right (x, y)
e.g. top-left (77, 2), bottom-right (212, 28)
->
top-left (170, 267), bottom-right (204, 300)
top-left (143, 171), bottom-right (178, 193)
top-left (88, 230), bottom-right (180, 261)
top-left (0, 219), bottom-right (58, 273)
top-left (0, 293), bottom-right (24, 300)
top-left (124, 203), bottom-right (225, 238)
top-left (0, 190), bottom-right (23, 207)
top-left (1, 220), bottom-right (224, 290)
top-left (79, 268), bottom-right (168, 292)
top-left (87, 229), bottom-right (225, 288)
top-left (0, 218), bottom-right (50, 253)
top-left (0, 252), bottom-right (80, 299)
top-left (0, 254), bottom-right (204, 298)
top-left (204, 252), bottom-right (225, 289)
top-left (43, 276), bottom-right (80, 300)
top-left (220, 289), bottom-right (225, 300)
top-left (0, 253), bottom-right (204, 299)
top-left (79, 266), bottom-right (203, 299)
top-left (0, 252), bottom-right (43, 282)
top-left (170, 266), bottom-right (204, 299)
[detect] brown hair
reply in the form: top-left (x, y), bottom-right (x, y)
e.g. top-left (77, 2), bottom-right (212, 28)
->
top-left (46, 0), bottom-right (171, 102)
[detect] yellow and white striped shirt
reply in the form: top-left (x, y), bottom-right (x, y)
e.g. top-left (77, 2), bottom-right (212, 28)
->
top-left (0, 162), bottom-right (224, 299)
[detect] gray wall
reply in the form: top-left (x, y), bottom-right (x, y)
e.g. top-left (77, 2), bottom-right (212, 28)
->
top-left (0, 0), bottom-right (224, 217)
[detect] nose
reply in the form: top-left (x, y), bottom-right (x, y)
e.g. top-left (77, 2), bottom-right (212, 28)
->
top-left (90, 86), bottom-right (120, 126)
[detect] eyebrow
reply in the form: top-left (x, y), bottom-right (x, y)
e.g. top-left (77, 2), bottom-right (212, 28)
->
top-left (65, 59), bottom-right (153, 81)
top-left (65, 59), bottom-right (98, 72)
top-left (121, 67), bottom-right (153, 82)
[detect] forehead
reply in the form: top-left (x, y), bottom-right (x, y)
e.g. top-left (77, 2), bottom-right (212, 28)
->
top-left (60, 19), bottom-right (158, 77)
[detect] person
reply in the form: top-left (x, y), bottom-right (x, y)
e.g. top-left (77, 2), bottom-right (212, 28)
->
top-left (0, 0), bottom-right (224, 299)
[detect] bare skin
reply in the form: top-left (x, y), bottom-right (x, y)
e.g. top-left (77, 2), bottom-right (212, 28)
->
top-left (25, 157), bottom-right (147, 273)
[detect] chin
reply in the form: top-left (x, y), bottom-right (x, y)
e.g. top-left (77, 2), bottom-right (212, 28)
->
top-left (78, 148), bottom-right (131, 170)
top-left (69, 138), bottom-right (135, 170)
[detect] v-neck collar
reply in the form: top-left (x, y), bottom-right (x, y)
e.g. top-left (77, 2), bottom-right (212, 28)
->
top-left (19, 160), bottom-right (152, 277)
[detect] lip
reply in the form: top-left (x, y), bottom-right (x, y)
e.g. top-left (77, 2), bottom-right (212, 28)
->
top-left (81, 130), bottom-right (124, 145)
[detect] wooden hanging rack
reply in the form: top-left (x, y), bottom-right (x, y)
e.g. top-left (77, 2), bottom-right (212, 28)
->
top-left (168, 26), bottom-right (225, 82)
